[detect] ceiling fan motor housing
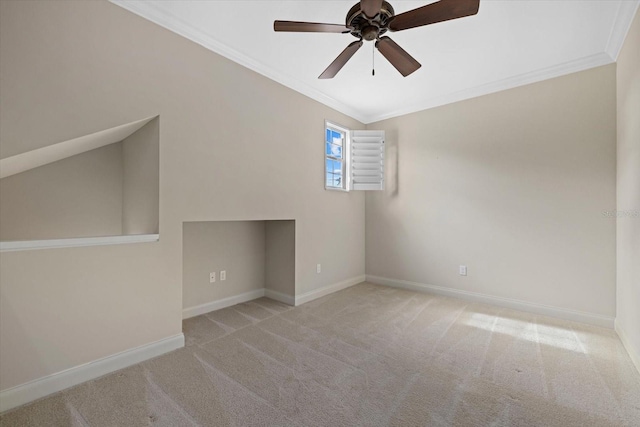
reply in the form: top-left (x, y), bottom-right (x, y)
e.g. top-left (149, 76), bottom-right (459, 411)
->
top-left (346, 1), bottom-right (395, 41)
top-left (274, 0), bottom-right (481, 78)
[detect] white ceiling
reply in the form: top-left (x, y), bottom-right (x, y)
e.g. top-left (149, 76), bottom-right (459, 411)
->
top-left (112, 1), bottom-right (639, 124)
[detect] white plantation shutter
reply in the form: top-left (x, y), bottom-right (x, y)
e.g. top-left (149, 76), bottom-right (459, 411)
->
top-left (350, 130), bottom-right (385, 191)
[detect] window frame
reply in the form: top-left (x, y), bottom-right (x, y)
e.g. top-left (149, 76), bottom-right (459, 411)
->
top-left (324, 121), bottom-right (350, 192)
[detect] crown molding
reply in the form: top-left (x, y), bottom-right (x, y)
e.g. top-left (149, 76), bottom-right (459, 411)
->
top-left (110, 1), bottom-right (631, 125)
top-left (110, 1), bottom-right (368, 124)
top-left (605, 0), bottom-right (640, 61)
top-left (364, 52), bottom-right (614, 123)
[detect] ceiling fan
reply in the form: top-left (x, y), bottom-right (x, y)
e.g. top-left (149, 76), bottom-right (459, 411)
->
top-left (274, 0), bottom-right (480, 79)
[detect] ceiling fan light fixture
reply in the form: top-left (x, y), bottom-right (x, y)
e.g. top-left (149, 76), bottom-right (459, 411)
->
top-left (361, 25), bottom-right (379, 41)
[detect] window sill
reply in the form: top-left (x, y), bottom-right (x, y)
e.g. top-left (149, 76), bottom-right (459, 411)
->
top-left (0, 234), bottom-right (159, 252)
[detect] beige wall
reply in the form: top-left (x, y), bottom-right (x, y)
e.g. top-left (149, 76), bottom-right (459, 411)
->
top-left (183, 221), bottom-right (267, 310)
top-left (365, 65), bottom-right (617, 318)
top-left (183, 220), bottom-right (296, 312)
top-left (0, 143), bottom-right (123, 241)
top-left (0, 0), bottom-right (364, 391)
top-left (122, 117), bottom-right (159, 235)
top-left (616, 9), bottom-right (640, 371)
top-left (0, 117), bottom-right (160, 242)
top-left (265, 220), bottom-right (296, 298)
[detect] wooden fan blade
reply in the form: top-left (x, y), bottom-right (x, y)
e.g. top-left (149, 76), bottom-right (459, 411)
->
top-left (319, 41), bottom-right (364, 79)
top-left (389, 0), bottom-right (480, 32)
top-left (375, 36), bottom-right (421, 77)
top-left (274, 21), bottom-right (351, 33)
top-left (361, 0), bottom-right (384, 18)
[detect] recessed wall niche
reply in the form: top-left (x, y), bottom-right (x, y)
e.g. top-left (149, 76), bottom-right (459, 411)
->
top-left (182, 220), bottom-right (296, 316)
top-left (0, 116), bottom-right (159, 251)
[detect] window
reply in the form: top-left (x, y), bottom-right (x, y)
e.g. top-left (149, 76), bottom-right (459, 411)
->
top-left (324, 121), bottom-right (385, 192)
top-left (325, 123), bottom-right (347, 190)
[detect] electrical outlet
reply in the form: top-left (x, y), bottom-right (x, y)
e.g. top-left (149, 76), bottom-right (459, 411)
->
top-left (316, 264), bottom-right (321, 274)
top-left (220, 270), bottom-right (226, 281)
top-left (459, 265), bottom-right (467, 276)
top-left (209, 272), bottom-right (216, 283)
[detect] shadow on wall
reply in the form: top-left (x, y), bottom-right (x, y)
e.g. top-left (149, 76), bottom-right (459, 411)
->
top-left (386, 129), bottom-right (399, 197)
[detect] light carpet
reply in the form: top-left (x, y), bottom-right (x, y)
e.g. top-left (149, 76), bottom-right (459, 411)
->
top-left (2, 282), bottom-right (639, 426)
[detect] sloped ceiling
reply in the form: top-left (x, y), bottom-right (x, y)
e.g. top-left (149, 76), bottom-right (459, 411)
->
top-left (112, 1), bottom-right (639, 124)
top-left (0, 117), bottom-right (154, 179)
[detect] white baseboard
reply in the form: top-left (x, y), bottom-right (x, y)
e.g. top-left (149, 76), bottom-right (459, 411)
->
top-left (183, 277), bottom-right (364, 313)
top-left (295, 275), bottom-right (365, 306)
top-left (265, 289), bottom-right (295, 306)
top-left (0, 333), bottom-right (184, 413)
top-left (182, 289), bottom-right (265, 319)
top-left (366, 275), bottom-right (615, 329)
top-left (615, 319), bottom-right (640, 375)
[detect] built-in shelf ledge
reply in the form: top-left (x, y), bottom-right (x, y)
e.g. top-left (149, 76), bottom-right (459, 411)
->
top-left (0, 234), bottom-right (159, 252)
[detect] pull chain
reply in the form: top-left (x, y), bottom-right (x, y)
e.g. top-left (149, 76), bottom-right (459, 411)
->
top-left (372, 42), bottom-right (375, 76)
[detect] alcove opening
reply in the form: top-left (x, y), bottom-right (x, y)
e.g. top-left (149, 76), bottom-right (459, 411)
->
top-left (0, 117), bottom-right (160, 251)
top-left (182, 220), bottom-right (296, 318)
